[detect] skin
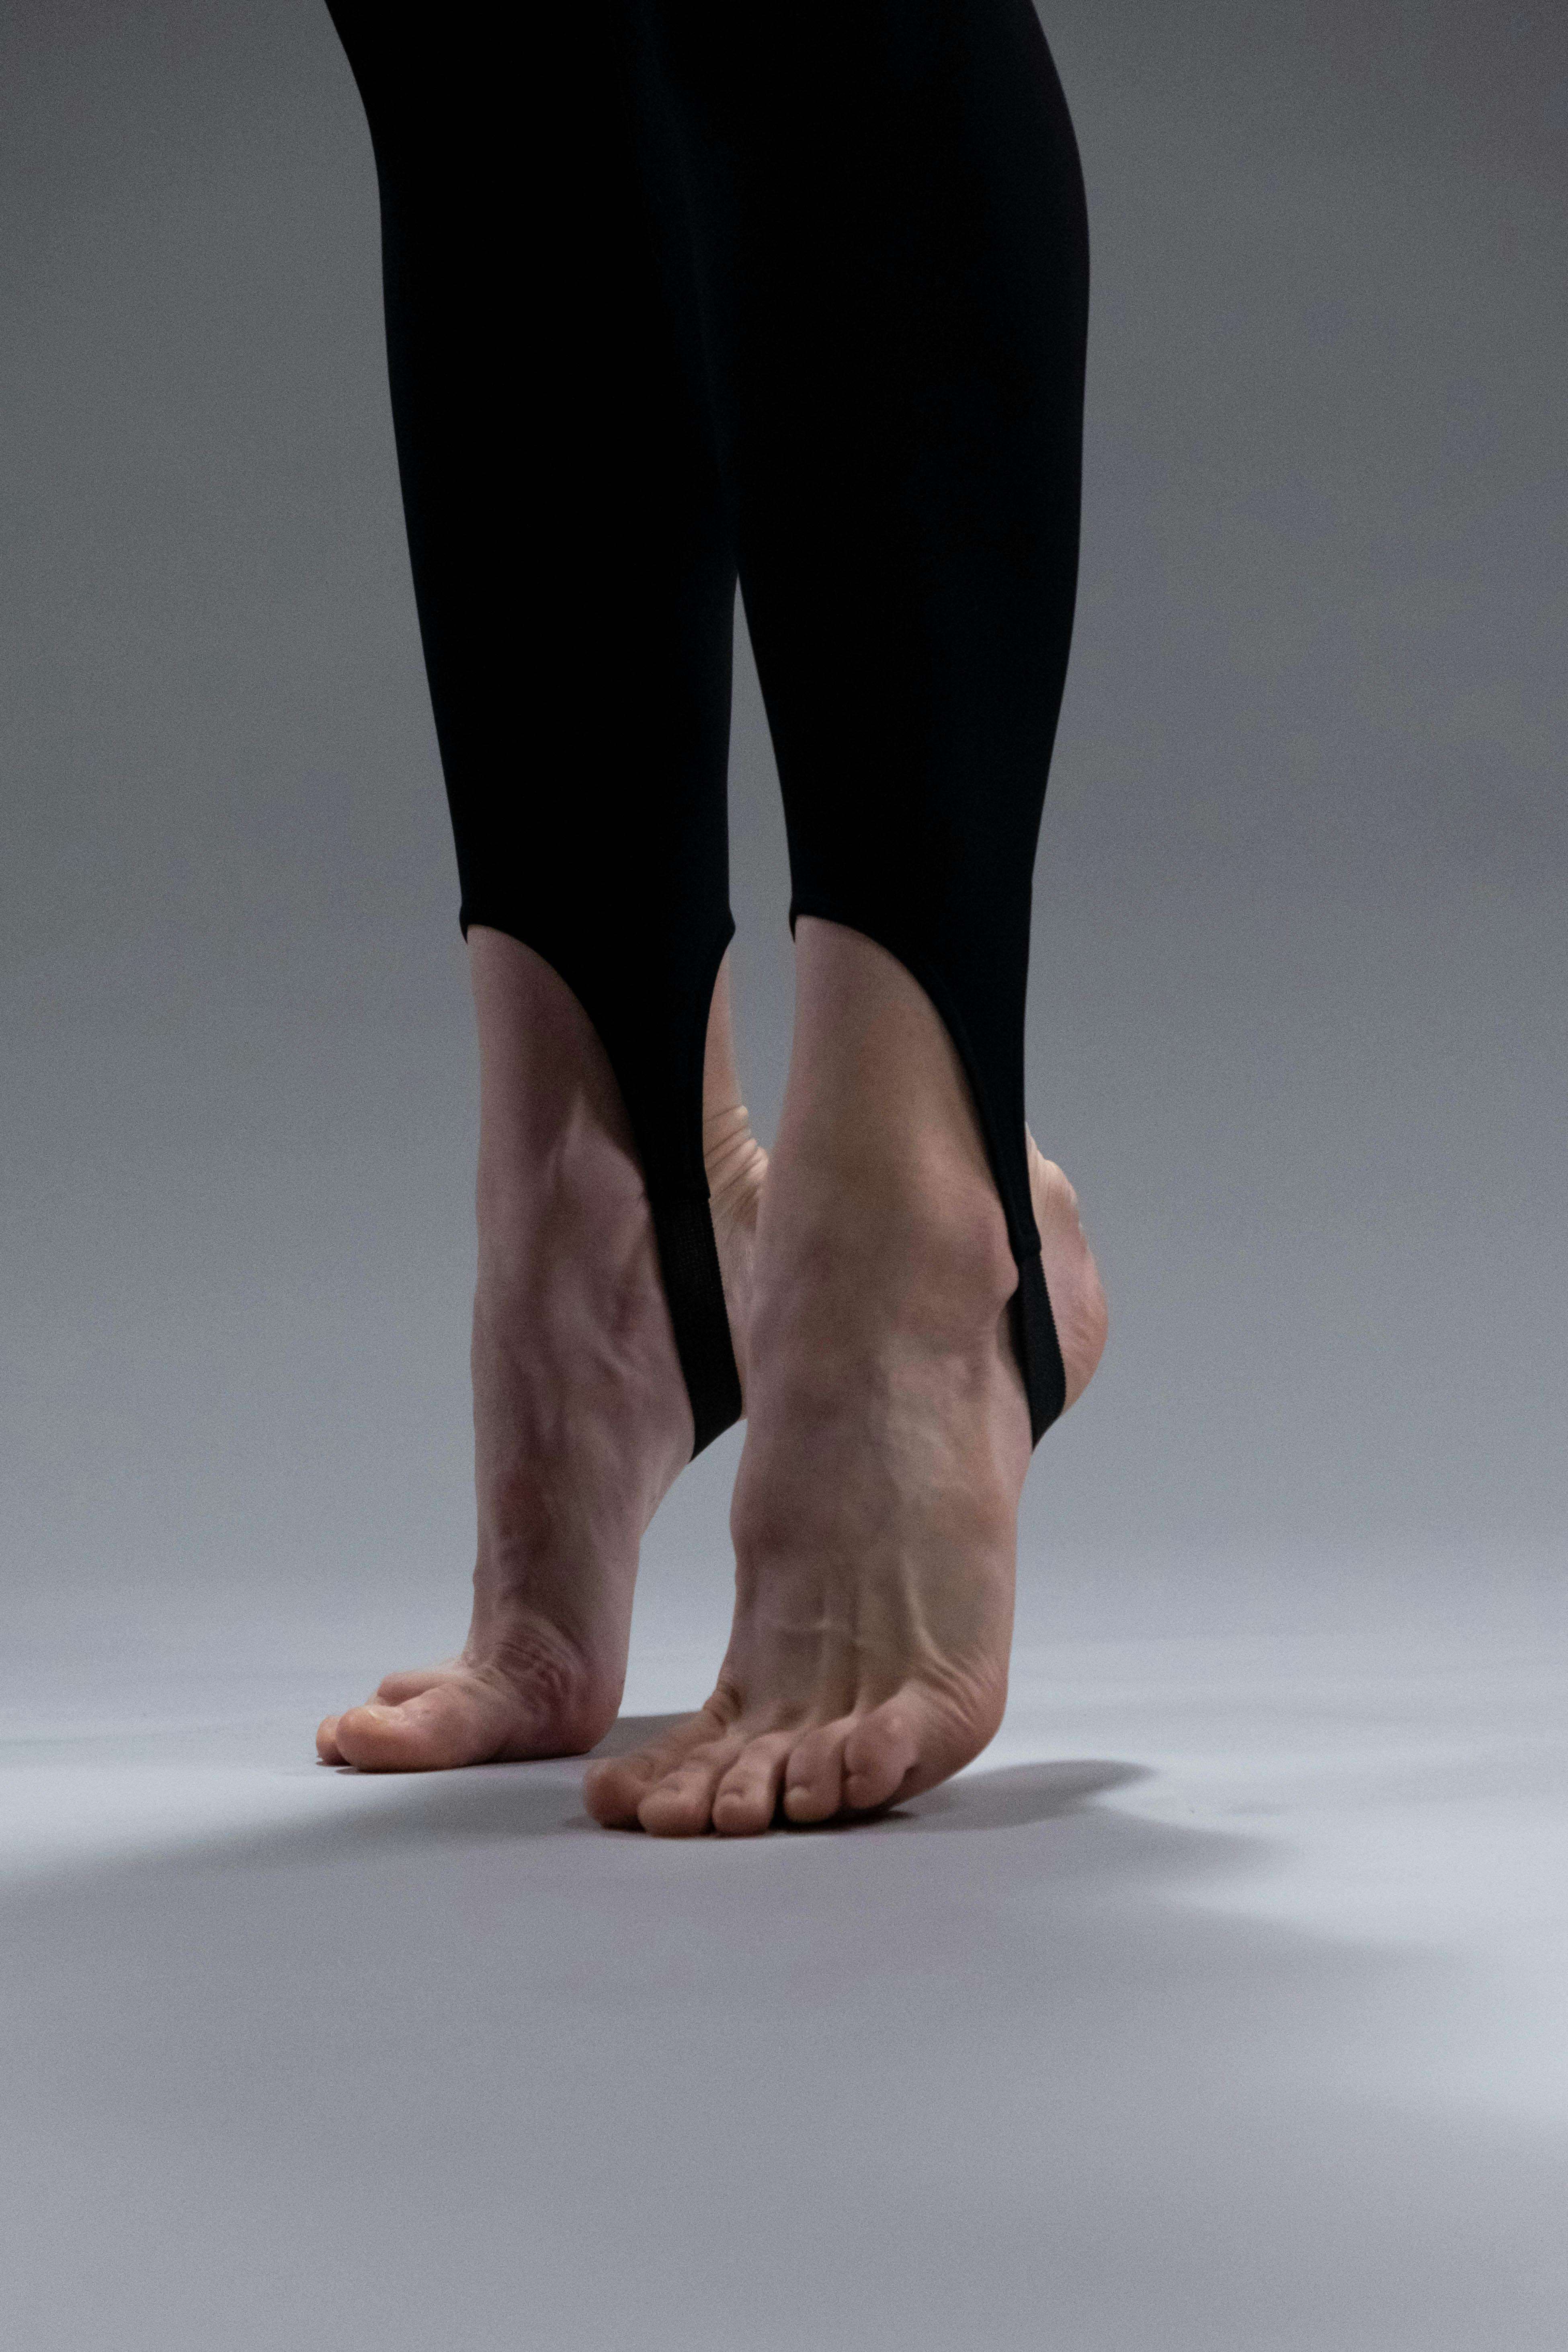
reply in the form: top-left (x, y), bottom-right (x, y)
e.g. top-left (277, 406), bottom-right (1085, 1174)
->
top-left (318, 918), bottom-right (1106, 1832)
top-left (315, 929), bottom-right (765, 1772)
top-left (584, 918), bottom-right (1107, 1834)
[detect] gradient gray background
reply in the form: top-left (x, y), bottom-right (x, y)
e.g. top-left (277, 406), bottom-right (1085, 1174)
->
top-left (4, 0), bottom-right (1563, 1651)
top-left (2, 6), bottom-right (1566, 2347)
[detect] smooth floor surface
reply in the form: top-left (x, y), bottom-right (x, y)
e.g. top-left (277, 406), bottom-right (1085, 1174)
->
top-left (3, 1577), bottom-right (1566, 2352)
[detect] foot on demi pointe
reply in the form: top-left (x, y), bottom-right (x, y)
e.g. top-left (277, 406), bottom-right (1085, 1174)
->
top-left (317, 935), bottom-right (765, 1773)
top-left (583, 923), bottom-right (1107, 1837)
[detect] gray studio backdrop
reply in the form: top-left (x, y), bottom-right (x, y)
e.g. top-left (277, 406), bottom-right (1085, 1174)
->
top-left (2, 2), bottom-right (1563, 1679)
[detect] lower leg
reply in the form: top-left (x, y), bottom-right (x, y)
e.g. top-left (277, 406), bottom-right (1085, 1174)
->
top-left (582, 917), bottom-right (1105, 1833)
top-left (316, 927), bottom-right (764, 1771)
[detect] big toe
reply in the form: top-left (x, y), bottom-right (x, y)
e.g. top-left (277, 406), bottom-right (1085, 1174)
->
top-left (331, 1688), bottom-right (494, 1772)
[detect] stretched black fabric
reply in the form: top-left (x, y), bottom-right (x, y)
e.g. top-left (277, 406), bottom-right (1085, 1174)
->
top-left (324, 0), bottom-right (1089, 1451)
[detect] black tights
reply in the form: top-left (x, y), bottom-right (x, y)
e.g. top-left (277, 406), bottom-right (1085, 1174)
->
top-left (324, 1), bottom-right (1090, 1454)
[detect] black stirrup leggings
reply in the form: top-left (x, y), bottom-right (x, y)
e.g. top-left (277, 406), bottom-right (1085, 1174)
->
top-left (324, 1), bottom-right (1090, 1456)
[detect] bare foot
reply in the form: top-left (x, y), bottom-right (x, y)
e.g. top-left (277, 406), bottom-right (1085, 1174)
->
top-left (317, 932), bottom-right (765, 1772)
top-left (583, 920), bottom-right (1105, 1836)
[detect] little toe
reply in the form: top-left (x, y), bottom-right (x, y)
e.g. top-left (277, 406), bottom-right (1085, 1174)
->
top-left (782, 1722), bottom-right (849, 1824)
top-left (582, 1755), bottom-right (655, 1827)
top-left (636, 1742), bottom-right (738, 1837)
top-left (841, 1704), bottom-right (920, 1814)
top-left (583, 1710), bottom-right (728, 1829)
top-left (711, 1734), bottom-right (794, 1837)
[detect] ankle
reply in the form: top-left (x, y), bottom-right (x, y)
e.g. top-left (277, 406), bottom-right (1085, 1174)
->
top-left (476, 1105), bottom-right (644, 1282)
top-left (777, 915), bottom-right (1010, 1242)
top-left (757, 1131), bottom-right (1018, 1343)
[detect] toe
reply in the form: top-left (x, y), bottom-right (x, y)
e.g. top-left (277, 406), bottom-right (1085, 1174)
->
top-left (636, 1741), bottom-right (740, 1837)
top-left (583, 1708), bottom-right (730, 1829)
top-left (841, 1703), bottom-right (920, 1814)
top-left (711, 1734), bottom-right (793, 1837)
top-left (317, 1668), bottom-right (446, 1768)
top-left (782, 1721), bottom-right (849, 1824)
top-left (582, 1755), bottom-right (653, 1828)
top-left (372, 1669), bottom-right (445, 1704)
top-left (332, 1687), bottom-right (491, 1772)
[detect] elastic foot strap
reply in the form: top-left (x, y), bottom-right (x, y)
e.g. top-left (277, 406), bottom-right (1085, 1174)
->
top-left (651, 1193), bottom-right (744, 1458)
top-left (1011, 1249), bottom-right (1067, 1446)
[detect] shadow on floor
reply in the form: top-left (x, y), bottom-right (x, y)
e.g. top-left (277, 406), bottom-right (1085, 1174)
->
top-left (585, 1710), bottom-right (691, 1758)
top-left (898, 1757), bottom-right (1151, 1829)
top-left (297, 1723), bottom-right (1154, 1857)
top-left (5, 1722), bottom-right (1565, 2351)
